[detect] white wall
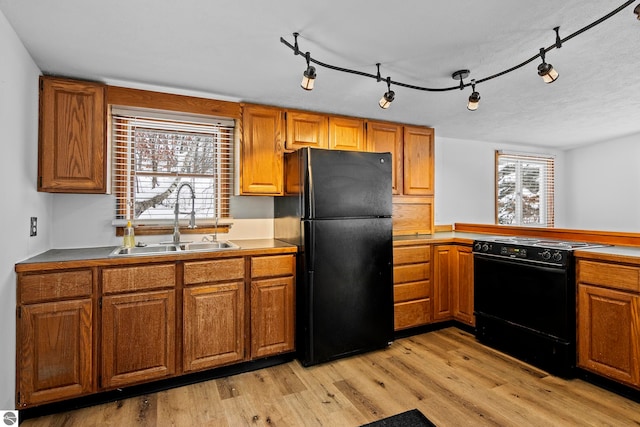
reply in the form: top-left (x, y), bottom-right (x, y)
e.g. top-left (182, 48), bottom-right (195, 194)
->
top-left (434, 135), bottom-right (567, 227)
top-left (0, 10), bottom-right (49, 409)
top-left (564, 132), bottom-right (640, 232)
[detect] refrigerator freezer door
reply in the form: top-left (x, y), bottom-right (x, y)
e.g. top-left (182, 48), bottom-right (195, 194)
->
top-left (299, 217), bottom-right (394, 366)
top-left (303, 148), bottom-right (392, 219)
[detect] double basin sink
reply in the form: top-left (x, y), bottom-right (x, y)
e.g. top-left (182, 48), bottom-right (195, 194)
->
top-left (110, 240), bottom-right (240, 257)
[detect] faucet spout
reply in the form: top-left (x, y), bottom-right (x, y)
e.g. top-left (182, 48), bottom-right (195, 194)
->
top-left (173, 182), bottom-right (196, 244)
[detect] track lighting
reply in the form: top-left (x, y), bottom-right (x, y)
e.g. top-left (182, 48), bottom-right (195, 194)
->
top-left (379, 77), bottom-right (395, 109)
top-left (467, 80), bottom-right (480, 111)
top-left (537, 48), bottom-right (559, 84)
top-left (281, 1), bottom-right (636, 108)
top-left (300, 52), bottom-right (316, 91)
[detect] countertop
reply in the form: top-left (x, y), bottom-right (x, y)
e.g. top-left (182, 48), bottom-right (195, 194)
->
top-left (15, 239), bottom-right (298, 273)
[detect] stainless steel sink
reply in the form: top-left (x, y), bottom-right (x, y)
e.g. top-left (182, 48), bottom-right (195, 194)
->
top-left (110, 240), bottom-right (240, 257)
top-left (110, 244), bottom-right (180, 257)
top-left (180, 241), bottom-right (240, 251)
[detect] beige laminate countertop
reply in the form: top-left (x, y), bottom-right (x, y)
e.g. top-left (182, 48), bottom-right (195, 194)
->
top-left (15, 239), bottom-right (297, 273)
top-left (392, 231), bottom-right (491, 246)
top-left (574, 245), bottom-right (640, 265)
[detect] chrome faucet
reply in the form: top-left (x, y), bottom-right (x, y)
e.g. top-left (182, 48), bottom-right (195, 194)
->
top-left (173, 182), bottom-right (196, 244)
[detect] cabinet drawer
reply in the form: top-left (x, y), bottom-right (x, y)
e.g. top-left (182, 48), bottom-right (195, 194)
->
top-left (394, 299), bottom-right (431, 330)
top-left (394, 280), bottom-right (430, 303)
top-left (184, 258), bottom-right (245, 285)
top-left (393, 245), bottom-right (430, 264)
top-left (102, 264), bottom-right (176, 294)
top-left (394, 263), bottom-right (429, 284)
top-left (251, 255), bottom-right (295, 279)
top-left (20, 270), bottom-right (93, 304)
top-left (578, 260), bottom-right (640, 293)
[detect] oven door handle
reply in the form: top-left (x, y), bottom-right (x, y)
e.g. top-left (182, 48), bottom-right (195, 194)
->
top-left (473, 252), bottom-right (568, 269)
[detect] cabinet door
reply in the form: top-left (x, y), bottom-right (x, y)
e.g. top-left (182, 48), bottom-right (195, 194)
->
top-left (453, 245), bottom-right (475, 326)
top-left (241, 105), bottom-right (284, 195)
top-left (251, 276), bottom-right (295, 359)
top-left (328, 116), bottom-right (365, 151)
top-left (366, 121), bottom-right (403, 195)
top-left (183, 282), bottom-right (244, 372)
top-left (402, 126), bottom-right (434, 195)
top-left (18, 299), bottom-right (93, 407)
top-left (101, 290), bottom-right (175, 388)
top-left (432, 245), bottom-right (453, 321)
top-left (578, 284), bottom-right (640, 387)
top-left (39, 76), bottom-right (106, 193)
top-left (286, 111), bottom-right (328, 150)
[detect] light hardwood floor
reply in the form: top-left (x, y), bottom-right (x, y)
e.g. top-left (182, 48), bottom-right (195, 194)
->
top-left (20, 327), bottom-right (640, 426)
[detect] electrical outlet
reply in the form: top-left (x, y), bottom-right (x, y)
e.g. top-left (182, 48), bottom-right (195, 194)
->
top-left (30, 217), bottom-right (37, 237)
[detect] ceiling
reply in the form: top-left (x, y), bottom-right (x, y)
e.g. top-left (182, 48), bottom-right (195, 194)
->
top-left (2, 0), bottom-right (639, 149)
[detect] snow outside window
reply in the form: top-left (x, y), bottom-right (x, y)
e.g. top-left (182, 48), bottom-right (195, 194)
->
top-left (111, 108), bottom-right (234, 227)
top-left (496, 151), bottom-right (555, 227)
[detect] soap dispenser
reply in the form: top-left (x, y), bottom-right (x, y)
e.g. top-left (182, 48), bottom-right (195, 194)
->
top-left (123, 221), bottom-right (135, 248)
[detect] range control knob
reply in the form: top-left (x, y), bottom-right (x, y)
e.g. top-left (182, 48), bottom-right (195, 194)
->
top-left (552, 252), bottom-right (563, 262)
top-left (474, 242), bottom-right (482, 251)
top-left (541, 250), bottom-right (551, 260)
top-left (482, 243), bottom-right (489, 252)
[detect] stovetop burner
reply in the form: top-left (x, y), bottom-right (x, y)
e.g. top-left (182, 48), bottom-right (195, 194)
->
top-left (473, 236), bottom-right (609, 266)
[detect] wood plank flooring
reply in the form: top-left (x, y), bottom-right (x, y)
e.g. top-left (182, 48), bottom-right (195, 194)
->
top-left (20, 327), bottom-right (640, 426)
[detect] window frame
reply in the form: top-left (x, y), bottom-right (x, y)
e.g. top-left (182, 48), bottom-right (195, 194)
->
top-left (106, 87), bottom-right (241, 237)
top-left (495, 151), bottom-right (555, 227)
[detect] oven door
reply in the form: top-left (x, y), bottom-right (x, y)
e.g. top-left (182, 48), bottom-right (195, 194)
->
top-left (473, 253), bottom-right (574, 341)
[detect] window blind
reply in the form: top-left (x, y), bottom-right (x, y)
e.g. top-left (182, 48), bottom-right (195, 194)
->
top-left (496, 151), bottom-right (555, 227)
top-left (111, 108), bottom-right (234, 226)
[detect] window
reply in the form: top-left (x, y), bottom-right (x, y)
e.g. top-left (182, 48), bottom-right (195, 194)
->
top-left (496, 151), bottom-right (554, 227)
top-left (111, 108), bottom-right (234, 230)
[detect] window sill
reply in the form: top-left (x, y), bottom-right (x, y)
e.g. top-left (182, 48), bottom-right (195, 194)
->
top-left (116, 224), bottom-right (231, 237)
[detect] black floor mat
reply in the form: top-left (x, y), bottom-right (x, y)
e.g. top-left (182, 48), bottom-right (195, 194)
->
top-left (361, 409), bottom-right (436, 427)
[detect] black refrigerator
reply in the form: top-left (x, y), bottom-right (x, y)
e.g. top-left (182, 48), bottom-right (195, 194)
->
top-left (274, 147), bottom-right (394, 366)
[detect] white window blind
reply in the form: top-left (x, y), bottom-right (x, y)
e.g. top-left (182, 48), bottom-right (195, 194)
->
top-left (496, 151), bottom-right (555, 227)
top-left (111, 108), bottom-right (234, 226)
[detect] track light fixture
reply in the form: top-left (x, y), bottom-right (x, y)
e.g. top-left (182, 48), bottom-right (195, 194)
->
top-left (280, 1), bottom-right (636, 109)
top-left (467, 80), bottom-right (481, 111)
top-left (537, 48), bottom-right (559, 84)
top-left (379, 77), bottom-right (395, 109)
top-left (300, 52), bottom-right (316, 91)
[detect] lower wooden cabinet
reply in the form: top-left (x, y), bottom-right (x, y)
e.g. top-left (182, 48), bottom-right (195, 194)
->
top-left (16, 251), bottom-right (296, 408)
top-left (393, 243), bottom-right (431, 330)
top-left (101, 263), bottom-right (177, 389)
top-left (577, 258), bottom-right (640, 389)
top-left (432, 244), bottom-right (475, 326)
top-left (16, 270), bottom-right (94, 408)
top-left (250, 255), bottom-right (296, 358)
top-left (101, 290), bottom-right (176, 388)
top-left (183, 258), bottom-right (245, 372)
top-left (452, 245), bottom-right (475, 326)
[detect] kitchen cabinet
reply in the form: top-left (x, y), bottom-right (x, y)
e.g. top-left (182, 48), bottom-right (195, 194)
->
top-left (183, 258), bottom-right (245, 372)
top-left (16, 270), bottom-right (94, 408)
top-left (452, 245), bottom-right (475, 326)
top-left (367, 121), bottom-right (435, 235)
top-left (328, 116), bottom-right (366, 151)
top-left (577, 259), bottom-right (640, 388)
top-left (250, 254), bottom-right (296, 358)
top-left (38, 76), bottom-right (106, 193)
top-left (285, 110), bottom-right (328, 150)
top-left (393, 243), bottom-right (431, 330)
top-left (240, 105), bottom-right (284, 195)
top-left (432, 245), bottom-right (453, 321)
top-left (101, 264), bottom-right (176, 389)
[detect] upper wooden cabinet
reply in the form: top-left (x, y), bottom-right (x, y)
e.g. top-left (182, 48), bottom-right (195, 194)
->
top-left (328, 116), bottom-right (365, 151)
top-left (285, 111), bottom-right (328, 150)
top-left (240, 105), bottom-right (284, 195)
top-left (38, 76), bottom-right (106, 193)
top-left (366, 121), bottom-right (403, 195)
top-left (402, 126), bottom-right (434, 196)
